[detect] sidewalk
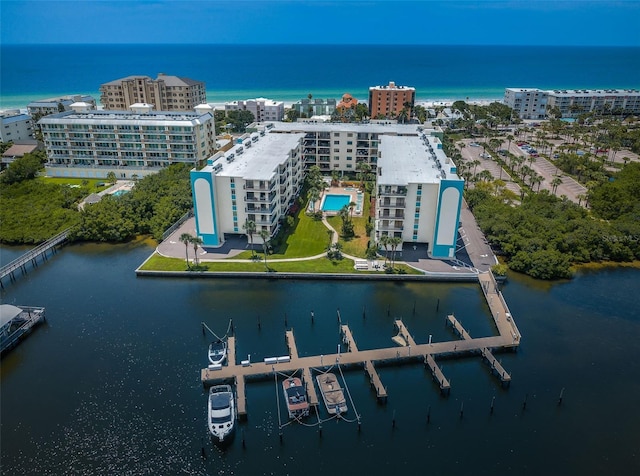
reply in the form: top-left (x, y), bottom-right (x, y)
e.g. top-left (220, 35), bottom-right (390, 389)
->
top-left (155, 216), bottom-right (485, 277)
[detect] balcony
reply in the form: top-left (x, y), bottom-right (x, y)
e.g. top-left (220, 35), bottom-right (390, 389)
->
top-left (379, 210), bottom-right (405, 219)
top-left (378, 221), bottom-right (404, 231)
top-left (379, 198), bottom-right (406, 208)
top-left (378, 186), bottom-right (407, 197)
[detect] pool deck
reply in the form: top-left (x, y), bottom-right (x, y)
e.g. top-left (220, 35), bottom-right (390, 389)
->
top-left (314, 186), bottom-right (363, 216)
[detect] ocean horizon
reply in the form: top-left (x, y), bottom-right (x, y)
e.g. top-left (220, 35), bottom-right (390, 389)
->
top-left (1, 44), bottom-right (639, 110)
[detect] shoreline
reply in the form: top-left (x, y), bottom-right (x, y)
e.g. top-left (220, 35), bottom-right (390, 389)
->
top-left (0, 91), bottom-right (503, 112)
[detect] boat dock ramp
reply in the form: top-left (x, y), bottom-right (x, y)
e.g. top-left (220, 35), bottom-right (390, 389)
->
top-left (202, 272), bottom-right (519, 418)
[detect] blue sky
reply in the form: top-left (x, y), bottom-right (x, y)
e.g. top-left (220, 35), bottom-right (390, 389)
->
top-left (2, 0), bottom-right (639, 46)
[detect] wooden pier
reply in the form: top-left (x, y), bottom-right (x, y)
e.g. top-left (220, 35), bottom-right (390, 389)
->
top-left (201, 271), bottom-right (519, 418)
top-left (0, 229), bottom-right (69, 288)
top-left (424, 354), bottom-right (451, 394)
top-left (341, 325), bottom-right (387, 401)
top-left (446, 314), bottom-right (472, 340)
top-left (480, 347), bottom-right (512, 386)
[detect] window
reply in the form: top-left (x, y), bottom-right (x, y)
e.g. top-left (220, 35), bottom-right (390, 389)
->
top-left (334, 140), bottom-right (339, 145)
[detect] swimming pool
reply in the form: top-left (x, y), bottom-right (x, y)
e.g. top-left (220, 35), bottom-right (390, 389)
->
top-left (321, 194), bottom-right (351, 212)
top-left (112, 190), bottom-right (129, 197)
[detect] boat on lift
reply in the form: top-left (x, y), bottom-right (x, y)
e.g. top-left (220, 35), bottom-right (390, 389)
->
top-left (316, 372), bottom-right (348, 415)
top-left (282, 377), bottom-right (310, 419)
top-left (208, 339), bottom-right (227, 366)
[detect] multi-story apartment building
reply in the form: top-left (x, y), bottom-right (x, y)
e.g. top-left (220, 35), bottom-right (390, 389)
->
top-left (546, 89), bottom-right (640, 117)
top-left (503, 88), bottom-right (548, 120)
top-left (0, 110), bottom-right (34, 142)
top-left (377, 133), bottom-right (463, 258)
top-left (267, 121), bottom-right (429, 174)
top-left (191, 122), bottom-right (463, 259)
top-left (191, 129), bottom-right (304, 246)
top-left (100, 73), bottom-right (207, 111)
top-left (39, 103), bottom-right (216, 179)
top-left (27, 95), bottom-right (96, 117)
top-left (292, 98), bottom-right (337, 117)
top-left (224, 98), bottom-right (285, 122)
top-left (368, 81), bottom-right (415, 119)
top-left (504, 87), bottom-right (640, 119)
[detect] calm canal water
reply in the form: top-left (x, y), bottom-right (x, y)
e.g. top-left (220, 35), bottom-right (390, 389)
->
top-left (1, 242), bottom-right (639, 475)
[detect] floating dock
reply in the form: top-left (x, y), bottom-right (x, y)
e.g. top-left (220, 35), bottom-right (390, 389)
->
top-left (201, 271), bottom-right (519, 418)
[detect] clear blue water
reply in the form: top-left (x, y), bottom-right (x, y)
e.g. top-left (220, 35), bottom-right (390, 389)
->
top-left (2, 44), bottom-right (639, 109)
top-left (322, 194), bottom-right (351, 211)
top-left (112, 190), bottom-right (128, 197)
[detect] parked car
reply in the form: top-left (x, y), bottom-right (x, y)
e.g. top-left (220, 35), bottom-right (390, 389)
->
top-left (469, 142), bottom-right (480, 147)
top-left (498, 149), bottom-right (508, 155)
top-left (480, 153), bottom-right (491, 159)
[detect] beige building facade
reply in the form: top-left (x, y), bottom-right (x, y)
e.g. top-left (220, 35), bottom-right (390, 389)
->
top-left (100, 73), bottom-right (207, 111)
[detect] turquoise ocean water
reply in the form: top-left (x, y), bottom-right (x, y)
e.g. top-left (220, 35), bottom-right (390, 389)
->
top-left (1, 44), bottom-right (639, 109)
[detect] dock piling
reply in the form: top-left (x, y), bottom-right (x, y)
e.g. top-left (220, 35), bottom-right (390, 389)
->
top-left (522, 393), bottom-right (528, 411)
top-left (490, 396), bottom-right (495, 414)
top-left (427, 405), bottom-right (431, 424)
top-left (558, 387), bottom-right (564, 405)
top-left (257, 315), bottom-right (261, 330)
top-left (460, 401), bottom-right (464, 419)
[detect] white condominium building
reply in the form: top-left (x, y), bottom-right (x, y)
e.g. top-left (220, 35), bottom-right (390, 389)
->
top-left (546, 89), bottom-right (640, 117)
top-left (27, 95), bottom-right (97, 117)
top-left (503, 88), bottom-right (548, 120)
top-left (191, 128), bottom-right (304, 245)
top-left (224, 98), bottom-right (285, 122)
top-left (100, 73), bottom-right (207, 112)
top-left (39, 103), bottom-right (216, 179)
top-left (504, 87), bottom-right (640, 119)
top-left (191, 122), bottom-right (463, 259)
top-left (0, 110), bottom-right (34, 142)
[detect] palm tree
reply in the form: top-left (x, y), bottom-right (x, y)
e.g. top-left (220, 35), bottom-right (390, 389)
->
top-left (179, 232), bottom-right (193, 268)
top-left (348, 201), bottom-right (356, 220)
top-left (243, 219), bottom-right (257, 257)
top-left (390, 236), bottom-right (402, 269)
top-left (551, 176), bottom-right (563, 195)
top-left (190, 236), bottom-right (203, 267)
top-left (379, 234), bottom-right (390, 265)
top-left (259, 229), bottom-right (271, 271)
top-left (308, 187), bottom-right (321, 212)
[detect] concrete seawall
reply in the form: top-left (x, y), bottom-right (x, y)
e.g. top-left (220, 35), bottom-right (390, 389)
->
top-left (135, 269), bottom-right (479, 282)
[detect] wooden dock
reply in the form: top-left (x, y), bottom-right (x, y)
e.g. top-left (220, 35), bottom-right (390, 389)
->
top-left (394, 319), bottom-right (417, 347)
top-left (424, 354), bottom-right (451, 394)
top-left (446, 314), bottom-right (472, 340)
top-left (0, 229), bottom-right (69, 288)
top-left (201, 271), bottom-right (520, 418)
top-left (341, 325), bottom-right (387, 401)
top-left (480, 347), bottom-right (512, 386)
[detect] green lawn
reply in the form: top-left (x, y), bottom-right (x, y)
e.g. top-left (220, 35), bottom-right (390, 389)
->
top-left (326, 191), bottom-right (372, 258)
top-left (39, 176), bottom-right (111, 191)
top-left (140, 253), bottom-right (422, 275)
top-left (233, 204), bottom-right (330, 259)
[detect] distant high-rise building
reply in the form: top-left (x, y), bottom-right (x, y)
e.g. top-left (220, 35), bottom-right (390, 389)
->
top-left (100, 73), bottom-right (207, 111)
top-left (504, 87), bottom-right (640, 119)
top-left (292, 98), bottom-right (337, 117)
top-left (224, 98), bottom-right (285, 122)
top-left (368, 81), bottom-right (415, 119)
top-left (39, 103), bottom-right (216, 179)
top-left (27, 95), bottom-right (97, 117)
top-left (0, 110), bottom-right (34, 142)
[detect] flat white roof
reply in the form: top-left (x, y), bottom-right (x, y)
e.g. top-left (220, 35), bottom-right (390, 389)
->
top-left (378, 135), bottom-right (458, 185)
top-left (211, 133), bottom-right (304, 181)
top-left (39, 110), bottom-right (213, 126)
top-left (266, 121), bottom-right (423, 136)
